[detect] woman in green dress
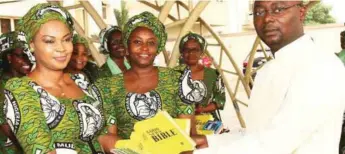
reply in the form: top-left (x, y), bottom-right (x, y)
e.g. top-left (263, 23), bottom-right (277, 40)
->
top-left (3, 3), bottom-right (111, 153)
top-left (64, 34), bottom-right (97, 83)
top-left (177, 32), bottom-right (226, 121)
top-left (95, 12), bottom-right (208, 148)
top-left (0, 31), bottom-right (30, 154)
top-left (98, 26), bottom-right (130, 77)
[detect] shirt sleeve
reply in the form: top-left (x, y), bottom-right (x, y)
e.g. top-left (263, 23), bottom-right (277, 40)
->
top-left (94, 77), bottom-right (118, 127)
top-left (5, 78), bottom-right (54, 153)
top-left (212, 71), bottom-right (226, 110)
top-left (196, 59), bottom-right (345, 154)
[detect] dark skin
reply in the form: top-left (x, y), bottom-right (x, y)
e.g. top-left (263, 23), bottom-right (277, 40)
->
top-left (0, 47), bottom-right (31, 153)
top-left (181, 39), bottom-right (217, 114)
top-left (28, 20), bottom-right (85, 154)
top-left (108, 30), bottom-right (128, 73)
top-left (65, 43), bottom-right (88, 74)
top-left (186, 1), bottom-right (308, 153)
top-left (2, 48), bottom-right (32, 78)
top-left (123, 26), bottom-right (206, 149)
top-left (253, 0), bottom-right (307, 54)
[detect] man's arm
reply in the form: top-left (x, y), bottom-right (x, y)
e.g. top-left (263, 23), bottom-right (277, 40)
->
top-left (196, 61), bottom-right (345, 154)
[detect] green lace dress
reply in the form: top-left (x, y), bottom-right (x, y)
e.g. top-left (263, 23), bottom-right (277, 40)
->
top-left (2, 74), bottom-right (107, 154)
top-left (175, 65), bottom-right (226, 121)
top-left (95, 67), bottom-right (194, 139)
top-left (0, 74), bottom-right (22, 154)
top-left (98, 57), bottom-right (131, 78)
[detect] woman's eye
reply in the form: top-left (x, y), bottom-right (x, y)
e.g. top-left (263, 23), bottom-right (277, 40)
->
top-left (44, 40), bottom-right (54, 44)
top-left (148, 41), bottom-right (156, 46)
top-left (133, 40), bottom-right (141, 45)
top-left (64, 37), bottom-right (72, 42)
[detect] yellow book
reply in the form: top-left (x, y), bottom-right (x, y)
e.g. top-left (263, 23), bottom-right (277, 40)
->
top-left (195, 114), bottom-right (214, 135)
top-left (174, 118), bottom-right (191, 135)
top-left (133, 111), bottom-right (196, 154)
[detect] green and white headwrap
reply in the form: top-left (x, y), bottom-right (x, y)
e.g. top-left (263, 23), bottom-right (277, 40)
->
top-left (16, 3), bottom-right (74, 64)
top-left (179, 32), bottom-right (207, 52)
top-left (99, 25), bottom-right (122, 54)
top-left (123, 11), bottom-right (167, 53)
top-left (0, 31), bottom-right (25, 54)
top-left (72, 34), bottom-right (90, 55)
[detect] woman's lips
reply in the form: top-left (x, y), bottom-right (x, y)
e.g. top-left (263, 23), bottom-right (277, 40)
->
top-left (54, 56), bottom-right (67, 62)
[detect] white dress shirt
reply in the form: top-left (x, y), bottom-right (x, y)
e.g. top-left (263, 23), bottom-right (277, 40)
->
top-left (195, 35), bottom-right (345, 154)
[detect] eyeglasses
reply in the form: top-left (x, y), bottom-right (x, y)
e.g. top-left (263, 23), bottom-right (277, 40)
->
top-left (250, 3), bottom-right (303, 17)
top-left (182, 48), bottom-right (202, 54)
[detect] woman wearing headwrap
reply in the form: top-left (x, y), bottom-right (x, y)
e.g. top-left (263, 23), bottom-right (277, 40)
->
top-left (176, 32), bottom-right (226, 122)
top-left (3, 3), bottom-right (109, 153)
top-left (0, 32), bottom-right (32, 86)
top-left (98, 25), bottom-right (130, 77)
top-left (64, 34), bottom-right (98, 83)
top-left (95, 11), bottom-right (205, 149)
top-left (0, 31), bottom-right (28, 154)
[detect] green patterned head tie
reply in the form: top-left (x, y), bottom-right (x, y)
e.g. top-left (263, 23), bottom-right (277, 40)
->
top-left (123, 11), bottom-right (167, 53)
top-left (0, 31), bottom-right (25, 54)
top-left (99, 25), bottom-right (122, 54)
top-left (16, 3), bottom-right (74, 64)
top-left (72, 34), bottom-right (90, 55)
top-left (179, 32), bottom-right (207, 53)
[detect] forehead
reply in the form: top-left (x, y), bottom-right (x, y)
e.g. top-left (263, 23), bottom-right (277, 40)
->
top-left (110, 30), bottom-right (122, 38)
top-left (36, 20), bottom-right (70, 36)
top-left (254, 1), bottom-right (299, 8)
top-left (13, 48), bottom-right (24, 53)
top-left (130, 27), bottom-right (156, 38)
top-left (73, 43), bottom-right (87, 51)
top-left (183, 38), bottom-right (201, 48)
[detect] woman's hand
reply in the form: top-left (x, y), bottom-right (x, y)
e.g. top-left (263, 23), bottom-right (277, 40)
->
top-left (98, 133), bottom-right (120, 153)
top-left (191, 134), bottom-right (208, 149)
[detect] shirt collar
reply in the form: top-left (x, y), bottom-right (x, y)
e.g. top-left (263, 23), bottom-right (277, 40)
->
top-left (274, 34), bottom-right (314, 61)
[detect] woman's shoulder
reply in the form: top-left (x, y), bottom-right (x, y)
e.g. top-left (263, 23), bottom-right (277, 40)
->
top-left (172, 64), bottom-right (188, 72)
top-left (5, 76), bottom-right (32, 92)
top-left (157, 66), bottom-right (182, 79)
top-left (95, 73), bottom-right (124, 89)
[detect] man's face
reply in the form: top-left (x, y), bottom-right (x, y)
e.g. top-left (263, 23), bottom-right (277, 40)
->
top-left (253, 1), bottom-right (306, 52)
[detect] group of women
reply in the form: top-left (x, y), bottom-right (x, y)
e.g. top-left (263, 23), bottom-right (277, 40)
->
top-left (0, 3), bottom-right (225, 154)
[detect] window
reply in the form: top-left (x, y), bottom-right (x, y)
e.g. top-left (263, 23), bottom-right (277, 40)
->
top-left (0, 19), bottom-right (10, 34)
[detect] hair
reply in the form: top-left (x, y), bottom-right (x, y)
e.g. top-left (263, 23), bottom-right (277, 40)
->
top-left (1, 50), bottom-right (13, 73)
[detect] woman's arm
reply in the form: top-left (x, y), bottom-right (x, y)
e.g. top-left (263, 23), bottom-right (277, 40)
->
top-left (3, 88), bottom-right (55, 153)
top-left (98, 125), bottom-right (122, 153)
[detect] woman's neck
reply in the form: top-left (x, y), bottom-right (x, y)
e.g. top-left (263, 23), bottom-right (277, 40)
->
top-left (29, 65), bottom-right (65, 87)
top-left (64, 67), bottom-right (82, 75)
top-left (129, 65), bottom-right (156, 79)
top-left (7, 69), bottom-right (24, 78)
top-left (189, 63), bottom-right (204, 72)
top-left (111, 56), bottom-right (125, 64)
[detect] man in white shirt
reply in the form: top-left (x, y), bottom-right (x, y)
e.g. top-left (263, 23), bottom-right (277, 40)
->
top-left (193, 1), bottom-right (345, 154)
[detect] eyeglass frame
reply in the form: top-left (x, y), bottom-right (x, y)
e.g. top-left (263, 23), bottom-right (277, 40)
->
top-left (250, 3), bottom-right (303, 17)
